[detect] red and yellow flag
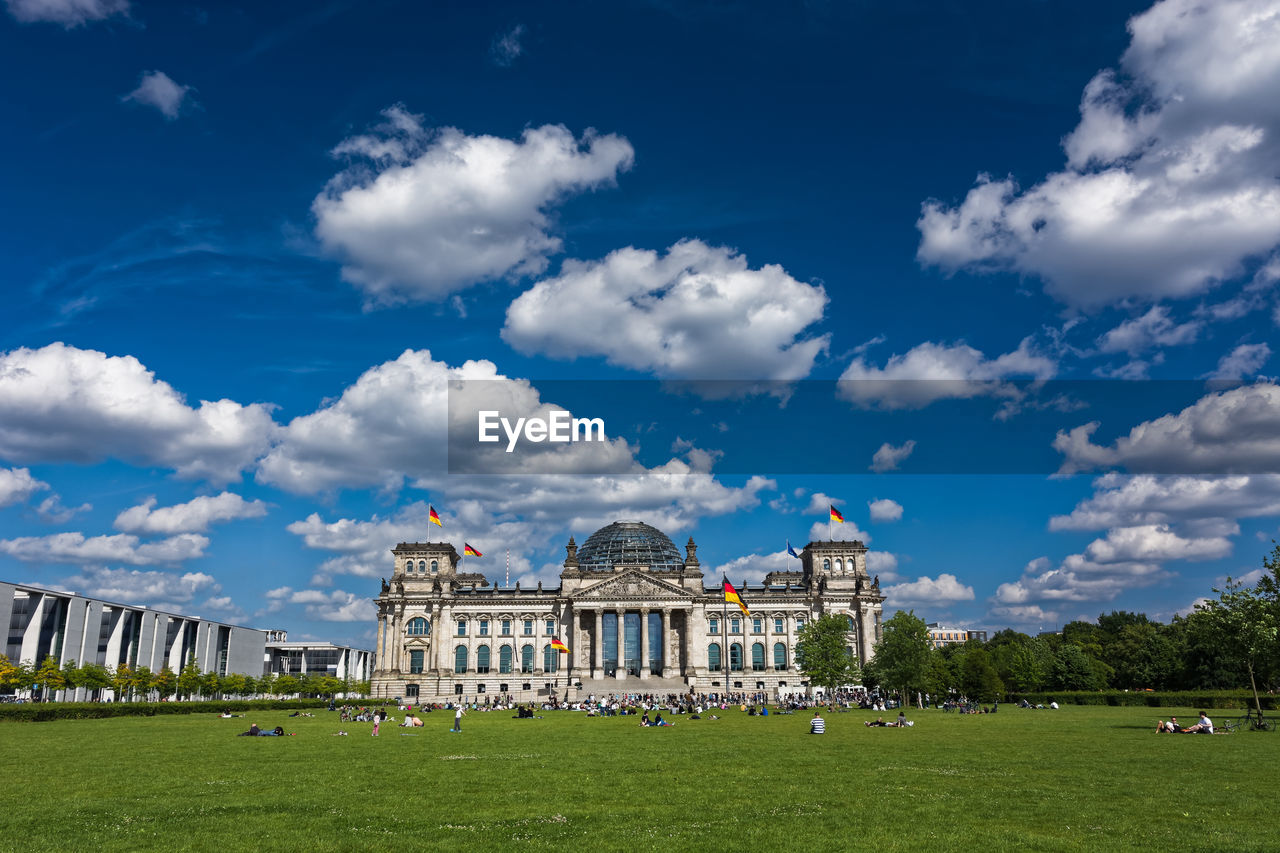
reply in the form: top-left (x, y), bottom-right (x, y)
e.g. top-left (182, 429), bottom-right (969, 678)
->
top-left (724, 579), bottom-right (749, 616)
top-left (829, 505), bottom-right (844, 524)
top-left (550, 637), bottom-right (570, 654)
top-left (429, 505), bottom-right (443, 527)
top-left (463, 543), bottom-right (482, 557)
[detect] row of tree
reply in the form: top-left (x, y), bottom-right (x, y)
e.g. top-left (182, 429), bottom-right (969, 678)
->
top-left (0, 653), bottom-right (370, 702)
top-left (801, 544), bottom-right (1280, 706)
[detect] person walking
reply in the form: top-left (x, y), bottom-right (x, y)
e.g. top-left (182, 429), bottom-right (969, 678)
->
top-left (451, 704), bottom-right (466, 733)
top-left (372, 710), bottom-right (381, 737)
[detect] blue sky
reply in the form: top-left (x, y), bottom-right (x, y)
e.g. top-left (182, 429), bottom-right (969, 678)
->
top-left (3, 0), bottom-right (1279, 647)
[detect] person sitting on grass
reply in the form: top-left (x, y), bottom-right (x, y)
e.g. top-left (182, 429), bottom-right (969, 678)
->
top-left (896, 711), bottom-right (907, 727)
top-left (810, 711), bottom-right (826, 734)
top-left (1156, 718), bottom-right (1178, 733)
top-left (1180, 712), bottom-right (1213, 734)
top-left (865, 717), bottom-right (888, 727)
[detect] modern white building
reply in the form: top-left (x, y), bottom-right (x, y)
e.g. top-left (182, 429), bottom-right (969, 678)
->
top-left (372, 520), bottom-right (886, 703)
top-left (1, 580), bottom-right (266, 701)
top-left (264, 637), bottom-right (373, 683)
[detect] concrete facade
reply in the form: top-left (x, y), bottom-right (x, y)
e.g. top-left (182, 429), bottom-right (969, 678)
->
top-left (371, 521), bottom-right (886, 703)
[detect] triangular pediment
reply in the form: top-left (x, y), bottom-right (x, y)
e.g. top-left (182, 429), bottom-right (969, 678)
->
top-left (573, 570), bottom-right (690, 602)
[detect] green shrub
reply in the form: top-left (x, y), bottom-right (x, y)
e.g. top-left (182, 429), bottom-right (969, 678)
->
top-left (0, 698), bottom-right (331, 723)
top-left (1005, 690), bottom-right (1276, 710)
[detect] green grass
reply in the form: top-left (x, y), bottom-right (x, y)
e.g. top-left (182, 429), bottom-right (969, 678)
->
top-left (0, 705), bottom-right (1274, 852)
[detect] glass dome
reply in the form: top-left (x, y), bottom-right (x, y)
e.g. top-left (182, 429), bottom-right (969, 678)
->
top-left (576, 521), bottom-right (684, 571)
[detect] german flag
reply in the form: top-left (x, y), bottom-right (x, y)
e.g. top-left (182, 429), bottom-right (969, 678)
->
top-left (724, 579), bottom-right (749, 616)
top-left (463, 543), bottom-right (482, 557)
top-left (829, 505), bottom-right (844, 523)
top-left (550, 637), bottom-right (570, 654)
top-left (429, 505), bottom-right (443, 527)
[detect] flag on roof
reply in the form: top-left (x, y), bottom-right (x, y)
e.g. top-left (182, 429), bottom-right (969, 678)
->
top-left (429, 505), bottom-right (443, 527)
top-left (463, 543), bottom-right (482, 557)
top-left (787, 540), bottom-right (800, 559)
top-left (829, 505), bottom-right (844, 524)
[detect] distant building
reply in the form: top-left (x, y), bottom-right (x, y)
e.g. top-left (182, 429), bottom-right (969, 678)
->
top-left (372, 520), bottom-right (886, 703)
top-left (264, 635), bottom-right (372, 683)
top-left (927, 623), bottom-right (988, 649)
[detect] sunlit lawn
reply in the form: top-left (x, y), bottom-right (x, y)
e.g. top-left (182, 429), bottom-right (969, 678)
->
top-left (0, 705), bottom-right (1274, 851)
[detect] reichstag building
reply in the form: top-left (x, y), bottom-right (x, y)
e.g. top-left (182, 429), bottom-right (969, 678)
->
top-left (371, 520), bottom-right (885, 703)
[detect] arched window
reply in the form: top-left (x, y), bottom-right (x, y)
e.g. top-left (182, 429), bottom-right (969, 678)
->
top-left (730, 643), bottom-right (744, 672)
top-left (835, 558), bottom-right (843, 572)
top-left (845, 645), bottom-right (855, 662)
top-left (418, 560), bottom-right (426, 572)
top-left (773, 642), bottom-right (787, 669)
top-left (846, 615), bottom-right (856, 632)
top-left (521, 644), bottom-right (534, 673)
top-left (708, 643), bottom-right (722, 671)
top-left (454, 645), bottom-right (467, 674)
top-left (543, 644), bottom-right (559, 673)
top-left (430, 559), bottom-right (439, 573)
top-left (823, 558), bottom-right (831, 571)
top-left (406, 617), bottom-right (429, 636)
top-left (476, 644), bottom-right (491, 674)
top-left (499, 645), bottom-right (513, 674)
top-left (751, 642), bottom-right (765, 671)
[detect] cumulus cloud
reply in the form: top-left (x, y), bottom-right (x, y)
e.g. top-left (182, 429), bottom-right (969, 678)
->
top-left (1096, 306), bottom-right (1201, 356)
top-left (57, 567), bottom-right (218, 605)
top-left (314, 109), bottom-right (634, 304)
top-left (490, 23), bottom-right (525, 66)
top-left (713, 550), bottom-right (801, 586)
top-left (1081, 524), bottom-right (1232, 564)
top-left (504, 240), bottom-right (829, 382)
top-left (0, 467), bottom-right (47, 508)
top-left (870, 440), bottom-right (916, 472)
top-left (0, 343), bottom-right (276, 483)
top-left (0, 531), bottom-right (208, 566)
top-left (1050, 472), bottom-right (1280, 531)
top-left (988, 603), bottom-right (1060, 627)
top-left (918, 0), bottom-right (1280, 308)
top-left (122, 71), bottom-right (194, 120)
top-left (868, 498), bottom-right (903, 522)
top-left (34, 494), bottom-right (90, 524)
top-left (1054, 382), bottom-right (1280, 474)
top-left (113, 492), bottom-right (268, 534)
top-left (808, 519), bottom-right (870, 544)
top-left (866, 551), bottom-right (900, 582)
top-left (884, 573), bottom-right (975, 605)
top-left (5, 0), bottom-right (128, 27)
top-left (1207, 342), bottom-right (1271, 381)
top-left (839, 337), bottom-right (1055, 409)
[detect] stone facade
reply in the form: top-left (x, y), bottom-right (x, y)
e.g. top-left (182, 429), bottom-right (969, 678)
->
top-left (371, 522), bottom-right (885, 703)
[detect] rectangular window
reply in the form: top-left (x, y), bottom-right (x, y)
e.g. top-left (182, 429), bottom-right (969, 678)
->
top-left (545, 619), bottom-right (554, 634)
top-left (409, 649), bottom-right (423, 674)
top-left (752, 617), bottom-right (763, 634)
top-left (501, 619), bottom-right (511, 636)
top-left (730, 617), bottom-right (741, 634)
top-left (523, 619), bottom-right (533, 636)
top-left (796, 617), bottom-right (806, 631)
top-left (709, 618), bottom-right (719, 634)
top-left (479, 620), bottom-right (489, 636)
top-left (775, 617), bottom-right (784, 634)
top-left (456, 621), bottom-right (466, 636)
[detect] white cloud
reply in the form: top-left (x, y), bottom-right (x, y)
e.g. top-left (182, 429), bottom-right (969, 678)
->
top-left (804, 493), bottom-right (843, 515)
top-left (0, 467), bottom-right (47, 508)
top-left (113, 492), bottom-right (268, 534)
top-left (870, 440), bottom-right (916, 472)
top-left (5, 0), bottom-right (128, 27)
top-left (58, 567), bottom-right (218, 605)
top-left (868, 498), bottom-right (903, 522)
top-left (1054, 382), bottom-right (1280, 475)
top-left (122, 71), bottom-right (194, 120)
top-left (34, 494), bottom-right (90, 524)
top-left (504, 240), bottom-right (829, 383)
top-left (865, 551), bottom-right (900, 582)
top-left (1050, 473), bottom-right (1280, 531)
top-left (1096, 306), bottom-right (1201, 356)
top-left (0, 531), bottom-right (208, 566)
top-left (314, 110), bottom-right (634, 304)
top-left (490, 23), bottom-right (525, 66)
top-left (988, 604), bottom-right (1060, 627)
top-left (1081, 524), bottom-right (1232, 564)
top-left (713, 550), bottom-right (801, 586)
top-left (1207, 342), bottom-right (1271, 380)
top-left (839, 337), bottom-right (1055, 409)
top-left (884, 573), bottom-right (975, 605)
top-left (918, 0), bottom-right (1280, 308)
top-left (0, 343), bottom-right (276, 484)
top-left (808, 519), bottom-right (870, 544)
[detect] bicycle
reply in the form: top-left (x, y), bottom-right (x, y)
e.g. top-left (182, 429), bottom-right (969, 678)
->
top-left (1232, 710), bottom-right (1275, 732)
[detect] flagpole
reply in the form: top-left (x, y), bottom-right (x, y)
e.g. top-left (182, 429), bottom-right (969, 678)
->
top-left (722, 574), bottom-right (730, 700)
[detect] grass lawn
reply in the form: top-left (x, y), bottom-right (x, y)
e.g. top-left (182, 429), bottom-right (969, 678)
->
top-left (0, 704), bottom-right (1274, 852)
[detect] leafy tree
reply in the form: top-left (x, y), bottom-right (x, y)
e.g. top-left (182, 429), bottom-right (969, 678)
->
top-left (317, 676), bottom-right (343, 697)
top-left (1195, 568), bottom-right (1278, 717)
top-left (275, 674), bottom-right (301, 696)
top-left (257, 673), bottom-right (275, 697)
top-left (177, 655), bottom-right (202, 700)
top-left (1007, 637), bottom-right (1052, 692)
top-left (960, 647), bottom-right (1004, 702)
top-left (34, 656), bottom-right (65, 702)
top-left (152, 666), bottom-right (177, 700)
top-left (867, 611), bottom-right (931, 703)
top-left (112, 663), bottom-right (135, 701)
top-left (221, 673), bottom-right (248, 697)
top-left (923, 648), bottom-right (955, 698)
top-left (76, 663), bottom-right (113, 701)
top-left (131, 666), bottom-right (154, 701)
top-left (352, 680), bottom-right (371, 697)
top-left (796, 614), bottom-right (861, 696)
top-left (60, 659), bottom-right (81, 698)
top-left (1050, 643), bottom-right (1109, 691)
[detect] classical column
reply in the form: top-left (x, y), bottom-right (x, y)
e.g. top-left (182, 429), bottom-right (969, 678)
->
top-left (375, 611), bottom-right (387, 673)
top-left (660, 608), bottom-right (672, 678)
top-left (390, 607), bottom-right (403, 673)
top-left (639, 607), bottom-right (650, 680)
top-left (593, 609), bottom-right (604, 680)
top-left (764, 611), bottom-right (773, 673)
top-left (615, 608), bottom-right (626, 679)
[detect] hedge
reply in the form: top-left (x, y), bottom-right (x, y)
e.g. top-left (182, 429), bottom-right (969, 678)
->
top-left (1006, 691), bottom-right (1278, 710)
top-left (0, 698), bottom-right (338, 723)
